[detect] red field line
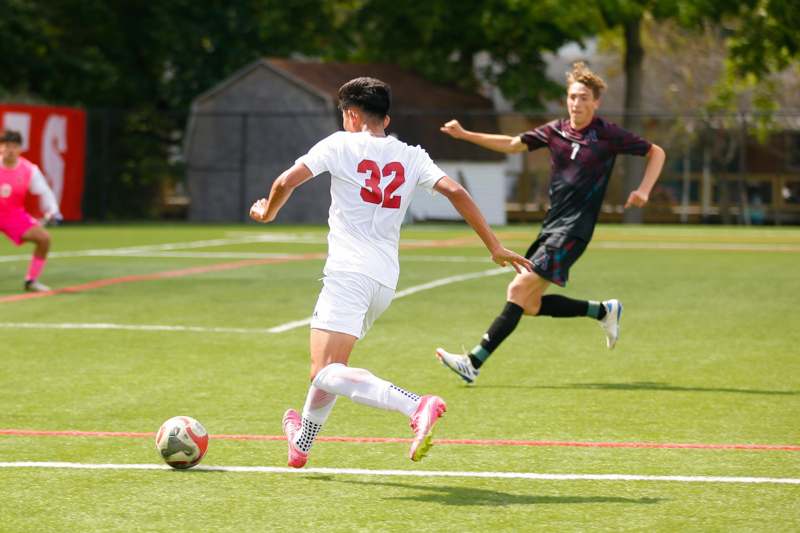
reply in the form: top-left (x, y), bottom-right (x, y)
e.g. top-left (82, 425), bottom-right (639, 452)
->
top-left (0, 236), bottom-right (484, 304)
top-left (0, 253), bottom-right (326, 303)
top-left (2, 429), bottom-right (797, 451)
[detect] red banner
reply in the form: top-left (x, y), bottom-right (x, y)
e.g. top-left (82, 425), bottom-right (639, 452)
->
top-left (1, 103), bottom-right (86, 221)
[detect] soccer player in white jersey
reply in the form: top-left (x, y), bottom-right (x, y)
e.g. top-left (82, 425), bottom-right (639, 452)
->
top-left (250, 77), bottom-right (532, 467)
top-left (0, 130), bottom-right (62, 292)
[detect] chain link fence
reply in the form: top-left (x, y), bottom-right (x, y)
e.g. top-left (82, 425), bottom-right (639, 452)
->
top-left (82, 109), bottom-right (800, 225)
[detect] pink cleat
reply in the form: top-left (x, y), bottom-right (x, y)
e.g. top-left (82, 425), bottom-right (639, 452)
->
top-left (282, 409), bottom-right (308, 468)
top-left (409, 395), bottom-right (447, 462)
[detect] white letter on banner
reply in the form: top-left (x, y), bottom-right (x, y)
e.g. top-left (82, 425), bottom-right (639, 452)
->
top-left (42, 115), bottom-right (67, 202)
top-left (2, 113), bottom-right (32, 151)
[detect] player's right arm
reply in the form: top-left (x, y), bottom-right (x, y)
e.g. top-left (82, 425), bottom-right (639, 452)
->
top-left (249, 162), bottom-right (313, 223)
top-left (434, 176), bottom-right (532, 273)
top-left (440, 119), bottom-right (527, 154)
top-left (252, 132), bottom-right (339, 222)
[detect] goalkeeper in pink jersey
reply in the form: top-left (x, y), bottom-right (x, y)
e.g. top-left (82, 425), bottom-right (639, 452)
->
top-left (0, 130), bottom-right (62, 292)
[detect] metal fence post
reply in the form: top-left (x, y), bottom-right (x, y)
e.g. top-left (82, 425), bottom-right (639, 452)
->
top-left (239, 113), bottom-right (248, 222)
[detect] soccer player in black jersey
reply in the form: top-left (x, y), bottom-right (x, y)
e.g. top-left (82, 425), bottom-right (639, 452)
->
top-left (435, 62), bottom-right (666, 384)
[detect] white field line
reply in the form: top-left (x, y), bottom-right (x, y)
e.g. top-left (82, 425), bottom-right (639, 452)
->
top-left (0, 323), bottom-right (272, 334)
top-left (0, 268), bottom-right (509, 335)
top-left (2, 236), bottom-right (798, 264)
top-left (0, 462), bottom-right (797, 485)
top-left (400, 255), bottom-right (489, 263)
top-left (590, 241), bottom-right (800, 252)
top-left (59, 251), bottom-right (299, 260)
top-left (267, 267), bottom-right (506, 333)
top-left (1, 251), bottom-right (486, 262)
top-left (101, 253), bottom-right (487, 263)
top-left (0, 233), bottom-right (328, 263)
top-left (393, 267), bottom-right (505, 298)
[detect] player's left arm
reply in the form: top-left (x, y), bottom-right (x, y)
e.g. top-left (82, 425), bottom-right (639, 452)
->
top-left (625, 143), bottom-right (666, 208)
top-left (434, 176), bottom-right (532, 273)
top-left (249, 162), bottom-right (314, 223)
top-left (29, 167), bottom-right (62, 222)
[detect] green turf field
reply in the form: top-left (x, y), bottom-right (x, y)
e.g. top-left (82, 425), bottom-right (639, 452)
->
top-left (1, 223), bottom-right (798, 532)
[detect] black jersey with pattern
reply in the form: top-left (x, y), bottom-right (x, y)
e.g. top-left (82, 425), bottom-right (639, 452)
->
top-left (520, 117), bottom-right (651, 241)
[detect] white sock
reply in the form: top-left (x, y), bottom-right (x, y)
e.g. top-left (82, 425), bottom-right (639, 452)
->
top-left (313, 363), bottom-right (421, 417)
top-left (294, 385), bottom-right (337, 453)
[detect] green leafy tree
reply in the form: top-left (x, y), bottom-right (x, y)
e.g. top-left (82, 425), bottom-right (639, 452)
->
top-left (585, 1), bottom-right (684, 221)
top-left (0, 0), bottom-right (342, 218)
top-left (338, 0), bottom-right (598, 109)
top-left (3, 0), bottom-right (797, 220)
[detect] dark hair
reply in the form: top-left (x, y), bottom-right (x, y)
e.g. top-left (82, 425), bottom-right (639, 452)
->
top-left (0, 130), bottom-right (23, 144)
top-left (337, 77), bottom-right (391, 120)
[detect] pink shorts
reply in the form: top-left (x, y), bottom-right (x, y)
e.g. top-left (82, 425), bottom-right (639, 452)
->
top-left (0, 209), bottom-right (38, 245)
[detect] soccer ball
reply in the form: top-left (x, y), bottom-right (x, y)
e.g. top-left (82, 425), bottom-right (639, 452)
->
top-left (155, 416), bottom-right (209, 469)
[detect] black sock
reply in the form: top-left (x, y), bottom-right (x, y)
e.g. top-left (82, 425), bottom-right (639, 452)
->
top-left (537, 295), bottom-right (606, 319)
top-left (468, 302), bottom-right (523, 369)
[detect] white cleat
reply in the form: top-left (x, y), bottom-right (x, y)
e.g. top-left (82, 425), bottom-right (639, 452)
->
top-left (435, 348), bottom-right (479, 384)
top-left (599, 299), bottom-right (623, 349)
top-left (24, 280), bottom-right (51, 292)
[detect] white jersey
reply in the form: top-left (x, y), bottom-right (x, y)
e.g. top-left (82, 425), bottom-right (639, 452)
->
top-left (297, 131), bottom-right (446, 289)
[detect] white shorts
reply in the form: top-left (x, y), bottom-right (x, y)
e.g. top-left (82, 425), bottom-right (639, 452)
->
top-left (310, 270), bottom-right (395, 339)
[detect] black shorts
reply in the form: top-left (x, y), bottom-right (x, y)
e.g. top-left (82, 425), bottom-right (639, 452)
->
top-left (525, 233), bottom-right (588, 287)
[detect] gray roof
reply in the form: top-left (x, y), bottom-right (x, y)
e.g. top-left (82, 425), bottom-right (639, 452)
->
top-left (193, 58), bottom-right (504, 162)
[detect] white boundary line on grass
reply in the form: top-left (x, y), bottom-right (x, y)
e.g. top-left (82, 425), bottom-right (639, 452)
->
top-left (0, 268), bottom-right (508, 335)
top-left (0, 251), bottom-right (487, 262)
top-left (0, 462), bottom-right (797, 485)
top-left (0, 322), bottom-right (273, 334)
top-left (0, 234), bottom-right (328, 263)
top-left (266, 267), bottom-right (506, 333)
top-left (2, 236), bottom-right (798, 264)
top-left (590, 241), bottom-right (800, 252)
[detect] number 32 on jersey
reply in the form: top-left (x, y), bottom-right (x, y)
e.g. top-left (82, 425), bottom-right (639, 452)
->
top-left (358, 159), bottom-right (405, 209)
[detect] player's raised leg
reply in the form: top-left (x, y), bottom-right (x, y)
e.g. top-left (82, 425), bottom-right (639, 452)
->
top-left (285, 327), bottom-right (446, 467)
top-left (436, 271), bottom-right (547, 383)
top-left (536, 294), bottom-right (622, 348)
top-left (312, 357), bottom-right (446, 462)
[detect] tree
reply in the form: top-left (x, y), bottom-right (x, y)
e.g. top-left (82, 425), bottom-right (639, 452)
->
top-left (3, 0), bottom-right (797, 219)
top-left (574, 0), bottom-right (799, 222)
top-left (0, 0), bottom-right (343, 217)
top-left (337, 0), bottom-right (598, 109)
top-left (599, 5), bottom-right (800, 223)
top-left (687, 0), bottom-right (800, 80)
top-left (587, 1), bottom-right (686, 222)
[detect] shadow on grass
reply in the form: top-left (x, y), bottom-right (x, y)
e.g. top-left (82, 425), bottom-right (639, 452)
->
top-left (309, 476), bottom-right (663, 507)
top-left (479, 381), bottom-right (799, 396)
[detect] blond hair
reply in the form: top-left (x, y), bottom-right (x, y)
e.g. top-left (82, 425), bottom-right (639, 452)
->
top-left (566, 62), bottom-right (606, 99)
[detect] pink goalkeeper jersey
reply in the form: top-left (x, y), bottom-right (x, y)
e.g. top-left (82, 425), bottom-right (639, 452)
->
top-left (0, 156), bottom-right (59, 215)
top-left (0, 157), bottom-right (34, 212)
